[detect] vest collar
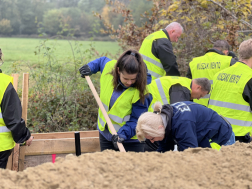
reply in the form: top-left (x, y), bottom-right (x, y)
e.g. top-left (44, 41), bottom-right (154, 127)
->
top-left (162, 29), bottom-right (170, 41)
top-left (206, 48), bottom-right (224, 55)
top-left (117, 78), bottom-right (134, 89)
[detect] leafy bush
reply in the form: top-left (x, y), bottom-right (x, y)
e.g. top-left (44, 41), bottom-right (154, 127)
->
top-left (97, 0), bottom-right (252, 76)
top-left (26, 39), bottom-right (102, 133)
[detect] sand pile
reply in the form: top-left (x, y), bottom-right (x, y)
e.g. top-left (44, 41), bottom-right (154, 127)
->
top-left (1, 142), bottom-right (252, 189)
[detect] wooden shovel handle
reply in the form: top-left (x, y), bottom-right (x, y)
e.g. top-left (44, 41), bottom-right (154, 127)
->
top-left (85, 76), bottom-right (126, 152)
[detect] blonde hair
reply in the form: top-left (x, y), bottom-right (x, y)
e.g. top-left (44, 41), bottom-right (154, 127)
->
top-left (238, 39), bottom-right (252, 60)
top-left (136, 102), bottom-right (165, 141)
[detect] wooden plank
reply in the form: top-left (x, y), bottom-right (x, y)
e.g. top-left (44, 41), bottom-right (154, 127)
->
top-left (25, 154), bottom-right (67, 169)
top-left (16, 73), bottom-right (29, 171)
top-left (12, 144), bottom-right (20, 171)
top-left (18, 146), bottom-right (26, 171)
top-left (31, 130), bottom-right (99, 139)
top-left (6, 151), bottom-right (13, 170)
top-left (21, 73), bottom-right (29, 123)
top-left (11, 74), bottom-right (19, 91)
top-left (25, 137), bottom-right (100, 156)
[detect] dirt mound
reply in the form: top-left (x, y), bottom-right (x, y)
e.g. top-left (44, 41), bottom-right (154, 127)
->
top-left (1, 142), bottom-right (252, 189)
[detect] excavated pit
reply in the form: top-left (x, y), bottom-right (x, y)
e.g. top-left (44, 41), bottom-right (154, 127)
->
top-left (1, 142), bottom-right (252, 189)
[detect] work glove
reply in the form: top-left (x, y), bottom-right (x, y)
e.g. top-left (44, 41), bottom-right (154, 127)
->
top-left (244, 132), bottom-right (252, 143)
top-left (79, 64), bottom-right (92, 78)
top-left (111, 134), bottom-right (125, 150)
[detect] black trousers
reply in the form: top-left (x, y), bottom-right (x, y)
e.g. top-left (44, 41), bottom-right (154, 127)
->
top-left (99, 132), bottom-right (145, 152)
top-left (0, 149), bottom-right (13, 169)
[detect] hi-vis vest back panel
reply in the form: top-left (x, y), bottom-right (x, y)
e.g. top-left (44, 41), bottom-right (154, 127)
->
top-left (148, 76), bottom-right (191, 112)
top-left (189, 52), bottom-right (231, 106)
top-left (0, 73), bottom-right (15, 152)
top-left (208, 62), bottom-right (252, 136)
top-left (98, 60), bottom-right (143, 139)
top-left (139, 30), bottom-right (168, 80)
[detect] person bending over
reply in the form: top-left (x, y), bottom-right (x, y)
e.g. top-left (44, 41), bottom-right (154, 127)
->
top-left (136, 101), bottom-right (235, 152)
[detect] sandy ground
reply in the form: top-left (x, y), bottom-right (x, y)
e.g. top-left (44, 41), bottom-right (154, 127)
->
top-left (1, 142), bottom-right (252, 189)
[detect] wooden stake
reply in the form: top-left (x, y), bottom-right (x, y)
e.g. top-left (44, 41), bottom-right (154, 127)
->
top-left (85, 76), bottom-right (126, 152)
top-left (18, 73), bottom-right (29, 171)
top-left (21, 73), bottom-right (29, 123)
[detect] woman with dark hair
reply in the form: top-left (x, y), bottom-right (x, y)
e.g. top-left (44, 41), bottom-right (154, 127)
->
top-left (79, 50), bottom-right (152, 152)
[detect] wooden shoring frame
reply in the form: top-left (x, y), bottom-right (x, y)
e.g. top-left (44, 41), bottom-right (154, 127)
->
top-left (19, 130), bottom-right (100, 171)
top-left (6, 73), bottom-right (101, 171)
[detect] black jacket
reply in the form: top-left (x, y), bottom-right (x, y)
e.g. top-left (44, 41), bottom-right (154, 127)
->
top-left (1, 82), bottom-right (31, 144)
top-left (152, 29), bottom-right (180, 76)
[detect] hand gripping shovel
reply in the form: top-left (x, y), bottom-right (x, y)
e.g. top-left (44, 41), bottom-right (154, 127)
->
top-left (85, 76), bottom-right (126, 152)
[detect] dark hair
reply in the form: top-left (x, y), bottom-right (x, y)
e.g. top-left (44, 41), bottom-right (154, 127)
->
top-left (194, 78), bottom-right (211, 93)
top-left (213, 40), bottom-right (230, 51)
top-left (110, 49), bottom-right (147, 103)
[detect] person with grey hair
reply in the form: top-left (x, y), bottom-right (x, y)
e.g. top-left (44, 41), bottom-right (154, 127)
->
top-left (186, 40), bottom-right (237, 106)
top-left (208, 38), bottom-right (252, 144)
top-left (139, 22), bottom-right (183, 80)
top-left (145, 76), bottom-right (211, 151)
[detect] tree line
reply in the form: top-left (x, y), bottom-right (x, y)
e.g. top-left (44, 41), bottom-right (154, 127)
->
top-left (0, 0), bottom-right (152, 37)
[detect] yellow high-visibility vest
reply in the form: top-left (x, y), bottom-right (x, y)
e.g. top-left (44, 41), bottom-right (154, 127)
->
top-left (148, 76), bottom-right (191, 112)
top-left (0, 73), bottom-right (15, 152)
top-left (189, 52), bottom-right (231, 106)
top-left (208, 62), bottom-right (252, 137)
top-left (98, 60), bottom-right (148, 139)
top-left (139, 30), bottom-right (168, 80)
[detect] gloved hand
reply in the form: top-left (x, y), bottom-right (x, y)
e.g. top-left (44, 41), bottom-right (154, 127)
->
top-left (111, 134), bottom-right (125, 150)
top-left (244, 132), bottom-right (252, 143)
top-left (79, 64), bottom-right (92, 78)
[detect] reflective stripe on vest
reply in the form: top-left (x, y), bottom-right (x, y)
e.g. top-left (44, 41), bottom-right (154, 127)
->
top-left (148, 76), bottom-right (191, 112)
top-left (0, 126), bottom-right (11, 133)
top-left (208, 62), bottom-right (252, 136)
top-left (209, 99), bottom-right (251, 113)
top-left (141, 54), bottom-right (164, 69)
top-left (155, 78), bottom-right (169, 105)
top-left (98, 114), bottom-right (122, 131)
top-left (141, 54), bottom-right (164, 78)
top-left (139, 30), bottom-right (168, 80)
top-left (225, 117), bottom-right (252, 127)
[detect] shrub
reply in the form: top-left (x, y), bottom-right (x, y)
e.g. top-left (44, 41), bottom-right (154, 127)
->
top-left (26, 39), bottom-right (101, 133)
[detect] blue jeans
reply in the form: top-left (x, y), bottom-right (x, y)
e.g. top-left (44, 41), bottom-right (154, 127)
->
top-left (224, 131), bottom-right (235, 146)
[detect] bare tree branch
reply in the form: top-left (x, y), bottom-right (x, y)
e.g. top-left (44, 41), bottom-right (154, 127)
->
top-left (207, 0), bottom-right (252, 29)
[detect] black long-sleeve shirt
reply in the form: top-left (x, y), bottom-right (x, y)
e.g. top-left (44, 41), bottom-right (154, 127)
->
top-left (151, 29), bottom-right (180, 76)
top-left (1, 83), bottom-right (31, 144)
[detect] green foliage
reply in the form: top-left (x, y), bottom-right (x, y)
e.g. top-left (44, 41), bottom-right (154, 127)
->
top-left (99, 0), bottom-right (252, 76)
top-left (27, 39), bottom-right (101, 132)
top-left (0, 19), bottom-right (13, 34)
top-left (43, 9), bottom-right (62, 35)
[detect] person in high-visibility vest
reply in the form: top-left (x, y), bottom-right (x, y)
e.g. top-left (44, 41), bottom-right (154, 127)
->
top-left (0, 67), bottom-right (33, 168)
top-left (79, 50), bottom-right (152, 152)
top-left (208, 38), bottom-right (252, 143)
top-left (139, 22), bottom-right (183, 80)
top-left (187, 40), bottom-right (237, 106)
top-left (145, 76), bottom-right (211, 151)
top-left (136, 101), bottom-right (235, 152)
top-left (148, 76), bottom-right (211, 112)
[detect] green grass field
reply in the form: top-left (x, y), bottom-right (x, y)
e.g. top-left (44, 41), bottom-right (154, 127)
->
top-left (0, 37), bottom-right (122, 74)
